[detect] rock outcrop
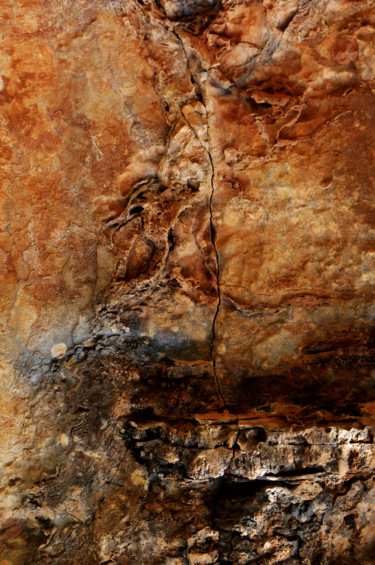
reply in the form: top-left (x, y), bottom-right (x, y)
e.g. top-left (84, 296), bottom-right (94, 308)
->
top-left (1, 0), bottom-right (375, 563)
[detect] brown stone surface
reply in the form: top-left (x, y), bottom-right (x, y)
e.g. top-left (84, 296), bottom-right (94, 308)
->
top-left (1, 0), bottom-right (375, 563)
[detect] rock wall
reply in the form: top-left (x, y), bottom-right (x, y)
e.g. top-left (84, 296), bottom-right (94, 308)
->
top-left (1, 0), bottom-right (375, 563)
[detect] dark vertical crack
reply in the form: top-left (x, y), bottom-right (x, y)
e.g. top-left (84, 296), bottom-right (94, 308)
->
top-left (207, 152), bottom-right (227, 410)
top-left (171, 23), bottom-right (227, 409)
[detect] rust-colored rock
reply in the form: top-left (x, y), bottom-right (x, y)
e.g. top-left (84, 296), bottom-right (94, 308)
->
top-left (1, 0), bottom-right (375, 563)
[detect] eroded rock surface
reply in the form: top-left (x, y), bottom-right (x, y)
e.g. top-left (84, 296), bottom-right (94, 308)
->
top-left (1, 0), bottom-right (375, 563)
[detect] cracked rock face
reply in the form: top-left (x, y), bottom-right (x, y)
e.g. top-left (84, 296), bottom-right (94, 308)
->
top-left (1, 0), bottom-right (375, 563)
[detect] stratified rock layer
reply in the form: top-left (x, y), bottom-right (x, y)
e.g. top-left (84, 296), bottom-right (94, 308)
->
top-left (1, 0), bottom-right (375, 563)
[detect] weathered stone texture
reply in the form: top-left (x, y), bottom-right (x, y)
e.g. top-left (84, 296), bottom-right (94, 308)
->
top-left (1, 0), bottom-right (375, 563)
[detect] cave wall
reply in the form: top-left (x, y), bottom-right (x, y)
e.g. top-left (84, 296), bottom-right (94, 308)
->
top-left (1, 0), bottom-right (375, 563)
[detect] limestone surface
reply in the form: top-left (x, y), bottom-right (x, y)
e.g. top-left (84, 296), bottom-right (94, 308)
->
top-left (1, 0), bottom-right (375, 563)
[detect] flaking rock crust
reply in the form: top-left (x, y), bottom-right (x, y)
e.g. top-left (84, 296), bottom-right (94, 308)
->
top-left (1, 0), bottom-right (375, 563)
